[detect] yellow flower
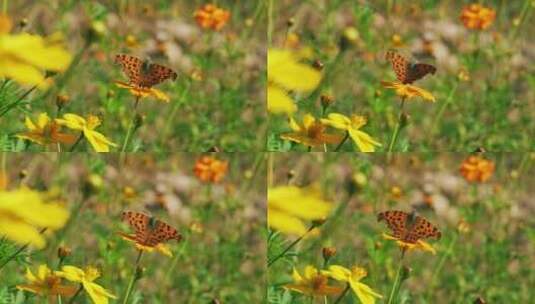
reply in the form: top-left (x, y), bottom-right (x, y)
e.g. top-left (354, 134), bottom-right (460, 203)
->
top-left (118, 232), bottom-right (173, 257)
top-left (281, 114), bottom-right (343, 147)
top-left (268, 186), bottom-right (332, 236)
top-left (285, 265), bottom-right (344, 297)
top-left (268, 49), bottom-right (321, 114)
top-left (382, 233), bottom-right (437, 254)
top-left (194, 4), bottom-right (231, 31)
top-left (56, 266), bottom-right (117, 304)
top-left (16, 112), bottom-right (77, 146)
top-left (381, 81), bottom-right (435, 102)
top-left (0, 15), bottom-right (71, 89)
top-left (0, 188), bottom-right (69, 249)
top-left (320, 113), bottom-right (381, 152)
top-left (114, 80), bottom-right (170, 102)
top-left (55, 113), bottom-right (117, 152)
top-left (322, 265), bottom-right (383, 304)
top-left (17, 264), bottom-right (77, 298)
top-left (460, 4), bottom-right (496, 30)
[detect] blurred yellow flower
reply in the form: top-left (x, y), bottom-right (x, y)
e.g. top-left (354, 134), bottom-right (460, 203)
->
top-left (118, 232), bottom-right (173, 257)
top-left (321, 113), bottom-right (381, 152)
top-left (322, 265), bottom-right (383, 304)
top-left (459, 155), bottom-right (495, 183)
top-left (114, 81), bottom-right (170, 102)
top-left (285, 265), bottom-right (343, 297)
top-left (17, 264), bottom-right (77, 298)
top-left (382, 233), bottom-right (437, 254)
top-left (381, 81), bottom-right (435, 102)
top-left (16, 112), bottom-right (76, 146)
top-left (281, 114), bottom-right (343, 148)
top-left (0, 15), bottom-right (71, 89)
top-left (0, 188), bottom-right (69, 249)
top-left (268, 49), bottom-right (321, 114)
top-left (268, 186), bottom-right (332, 236)
top-left (56, 265), bottom-right (116, 304)
top-left (55, 113), bottom-right (116, 152)
top-left (194, 4), bottom-right (231, 31)
top-left (460, 4), bottom-right (496, 30)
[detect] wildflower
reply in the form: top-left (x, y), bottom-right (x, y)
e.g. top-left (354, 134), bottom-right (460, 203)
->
top-left (391, 34), bottom-right (405, 48)
top-left (17, 264), bottom-right (77, 298)
top-left (56, 265), bottom-right (117, 304)
top-left (194, 4), bottom-right (230, 31)
top-left (381, 81), bottom-right (435, 102)
top-left (0, 15), bottom-right (71, 89)
top-left (322, 265), bottom-right (383, 304)
top-left (0, 188), bottom-right (69, 249)
top-left (382, 233), bottom-right (437, 254)
top-left (268, 186), bottom-right (332, 236)
top-left (268, 49), bottom-right (321, 114)
top-left (285, 265), bottom-right (343, 297)
top-left (460, 4), bottom-right (496, 30)
top-left (118, 232), bottom-right (173, 257)
top-left (320, 113), bottom-right (381, 152)
top-left (193, 156), bottom-right (228, 183)
top-left (459, 155), bottom-right (495, 183)
top-left (457, 219), bottom-right (471, 234)
top-left (281, 114), bottom-right (343, 148)
top-left (114, 81), bottom-right (170, 102)
top-left (16, 112), bottom-right (76, 146)
top-left (55, 113), bottom-right (117, 152)
top-left (322, 247), bottom-right (337, 262)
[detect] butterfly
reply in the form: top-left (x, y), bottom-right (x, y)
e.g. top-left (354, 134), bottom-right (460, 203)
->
top-left (121, 211), bottom-right (182, 247)
top-left (115, 54), bottom-right (177, 88)
top-left (377, 210), bottom-right (441, 243)
top-left (385, 50), bottom-right (436, 84)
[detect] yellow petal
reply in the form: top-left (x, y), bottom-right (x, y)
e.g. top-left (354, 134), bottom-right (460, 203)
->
top-left (267, 85), bottom-right (297, 115)
top-left (55, 113), bottom-right (86, 131)
top-left (320, 113), bottom-right (350, 130)
top-left (322, 265), bottom-right (351, 282)
top-left (268, 49), bottom-right (321, 92)
top-left (83, 130), bottom-right (116, 153)
top-left (36, 113), bottom-right (50, 129)
top-left (303, 265), bottom-right (319, 280)
top-left (267, 208), bottom-right (308, 235)
top-left (0, 216), bottom-right (47, 248)
top-left (291, 267), bottom-right (303, 283)
top-left (149, 88), bottom-right (170, 102)
top-left (0, 59), bottom-right (48, 89)
top-left (351, 282), bottom-right (383, 304)
top-left (55, 265), bottom-right (84, 282)
top-left (348, 129), bottom-right (381, 152)
top-left (288, 116), bottom-right (302, 132)
top-left (268, 186), bottom-right (332, 220)
top-left (83, 282), bottom-right (117, 304)
top-left (302, 114), bottom-right (315, 129)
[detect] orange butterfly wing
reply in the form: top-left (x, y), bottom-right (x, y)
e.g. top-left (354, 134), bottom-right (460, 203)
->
top-left (122, 211), bottom-right (149, 244)
top-left (406, 63), bottom-right (436, 84)
top-left (145, 220), bottom-right (182, 247)
top-left (405, 215), bottom-right (441, 243)
top-left (385, 50), bottom-right (435, 84)
top-left (115, 54), bottom-right (143, 86)
top-left (122, 211), bottom-right (182, 247)
top-left (377, 210), bottom-right (408, 239)
top-left (139, 63), bottom-right (178, 88)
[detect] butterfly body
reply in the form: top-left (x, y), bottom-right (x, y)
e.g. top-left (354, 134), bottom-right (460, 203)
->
top-left (378, 210), bottom-right (441, 243)
top-left (385, 50), bottom-right (436, 84)
top-left (122, 211), bottom-right (182, 247)
top-left (115, 54), bottom-right (177, 88)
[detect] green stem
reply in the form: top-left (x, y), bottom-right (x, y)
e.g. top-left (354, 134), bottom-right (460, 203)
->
top-left (334, 131), bottom-right (349, 151)
top-left (387, 262), bottom-right (403, 304)
top-left (0, 85), bottom-right (37, 117)
top-left (387, 98), bottom-right (406, 152)
top-left (429, 81), bottom-right (458, 138)
top-left (122, 250), bottom-right (143, 304)
top-left (427, 233), bottom-right (458, 300)
top-left (268, 227), bottom-right (313, 267)
top-left (67, 285), bottom-right (83, 304)
top-left (333, 284), bottom-right (350, 304)
top-left (69, 133), bottom-right (84, 152)
top-left (120, 96), bottom-right (140, 153)
top-left (0, 244), bottom-right (28, 271)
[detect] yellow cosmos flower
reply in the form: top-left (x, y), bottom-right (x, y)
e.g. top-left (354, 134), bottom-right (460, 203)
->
top-left (320, 113), bottom-right (381, 152)
top-left (322, 265), bottom-right (383, 304)
top-left (0, 188), bottom-right (69, 249)
top-left (114, 81), bottom-right (170, 102)
top-left (56, 265), bottom-right (117, 304)
top-left (16, 112), bottom-right (76, 146)
top-left (268, 186), bottom-right (332, 236)
top-left (17, 264), bottom-right (77, 299)
top-left (281, 114), bottom-right (343, 148)
top-left (118, 232), bottom-right (173, 257)
top-left (268, 49), bottom-right (321, 114)
top-left (55, 113), bottom-right (117, 152)
top-left (285, 265), bottom-right (344, 297)
top-left (382, 233), bottom-right (437, 254)
top-left (0, 15), bottom-right (71, 89)
top-left (381, 81), bottom-right (435, 102)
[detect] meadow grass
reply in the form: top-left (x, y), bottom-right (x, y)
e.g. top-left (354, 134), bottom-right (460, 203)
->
top-left (0, 0), bottom-right (266, 152)
top-left (267, 0), bottom-right (534, 152)
top-left (267, 152), bottom-right (534, 303)
top-left (0, 152), bottom-right (266, 303)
